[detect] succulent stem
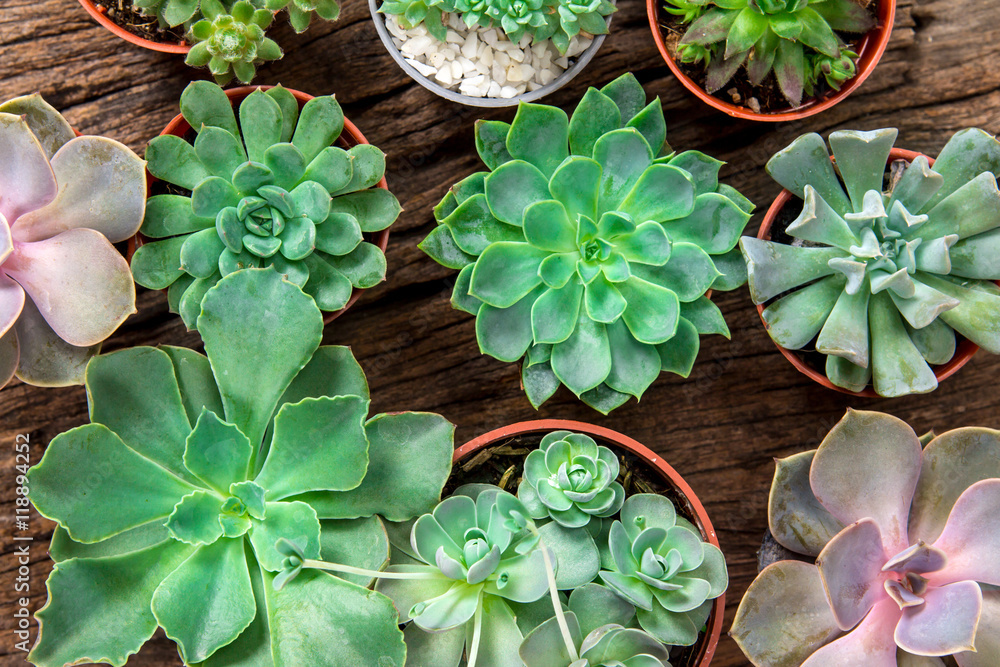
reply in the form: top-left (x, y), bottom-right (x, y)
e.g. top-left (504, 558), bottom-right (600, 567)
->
top-left (468, 592), bottom-right (484, 667)
top-left (531, 526), bottom-right (580, 662)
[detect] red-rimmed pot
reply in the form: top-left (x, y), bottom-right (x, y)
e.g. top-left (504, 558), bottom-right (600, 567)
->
top-left (756, 147), bottom-right (987, 397)
top-left (128, 85), bottom-right (391, 325)
top-left (646, 0), bottom-right (895, 122)
top-left (78, 0), bottom-right (190, 54)
top-left (454, 419), bottom-right (725, 667)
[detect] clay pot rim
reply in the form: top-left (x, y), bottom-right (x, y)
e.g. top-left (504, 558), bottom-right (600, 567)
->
top-left (645, 0), bottom-right (896, 122)
top-left (78, 0), bottom-right (191, 54)
top-left (454, 419), bottom-right (724, 667)
top-left (129, 85), bottom-right (391, 326)
top-left (756, 146), bottom-right (986, 398)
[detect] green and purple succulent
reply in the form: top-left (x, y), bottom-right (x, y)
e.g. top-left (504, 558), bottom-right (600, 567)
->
top-left (732, 409), bottom-right (1000, 666)
top-left (0, 94), bottom-right (145, 389)
top-left (131, 81), bottom-right (399, 331)
top-left (741, 128), bottom-right (1000, 397)
top-left (665, 0), bottom-right (876, 107)
top-left (421, 73), bottom-right (752, 413)
top-left (26, 268), bottom-right (456, 667)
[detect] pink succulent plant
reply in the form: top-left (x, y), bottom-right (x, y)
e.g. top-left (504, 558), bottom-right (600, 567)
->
top-left (0, 94), bottom-right (145, 388)
top-left (732, 409), bottom-right (1000, 667)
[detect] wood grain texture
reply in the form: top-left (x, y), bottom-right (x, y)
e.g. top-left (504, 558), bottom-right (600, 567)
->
top-left (2, 0), bottom-right (1000, 663)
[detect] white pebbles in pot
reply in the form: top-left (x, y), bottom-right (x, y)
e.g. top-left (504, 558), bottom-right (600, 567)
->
top-left (386, 12), bottom-right (593, 99)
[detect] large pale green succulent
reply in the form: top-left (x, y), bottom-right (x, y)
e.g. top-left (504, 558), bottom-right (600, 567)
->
top-left (741, 128), bottom-right (1000, 397)
top-left (421, 73), bottom-right (752, 413)
top-left (25, 268), bottom-right (455, 667)
top-left (667, 0), bottom-right (875, 106)
top-left (131, 81), bottom-right (399, 331)
top-left (599, 494), bottom-right (727, 646)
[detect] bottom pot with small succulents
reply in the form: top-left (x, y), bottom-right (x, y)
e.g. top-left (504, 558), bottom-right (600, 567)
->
top-left (741, 127), bottom-right (1000, 397)
top-left (283, 419), bottom-right (729, 667)
top-left (370, 0), bottom-right (615, 103)
top-left (649, 0), bottom-right (893, 118)
top-left (732, 409), bottom-right (1000, 666)
top-left (130, 81), bottom-right (400, 331)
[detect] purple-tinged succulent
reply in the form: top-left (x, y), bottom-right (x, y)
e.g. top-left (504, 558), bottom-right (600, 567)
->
top-left (0, 94), bottom-right (145, 388)
top-left (732, 409), bottom-right (1000, 666)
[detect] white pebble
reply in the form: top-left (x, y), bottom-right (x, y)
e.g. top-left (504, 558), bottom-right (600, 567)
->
top-left (446, 30), bottom-right (463, 44)
top-left (538, 68), bottom-right (556, 85)
top-left (406, 57), bottom-right (437, 77)
top-left (506, 64), bottom-right (524, 82)
top-left (435, 67), bottom-right (454, 86)
top-left (428, 51), bottom-right (446, 68)
top-left (500, 85), bottom-right (518, 98)
top-left (482, 28), bottom-right (499, 47)
top-left (495, 50), bottom-right (510, 68)
top-left (461, 33), bottom-right (479, 59)
top-left (450, 60), bottom-right (463, 79)
top-left (488, 81), bottom-right (502, 96)
top-left (555, 56), bottom-right (569, 68)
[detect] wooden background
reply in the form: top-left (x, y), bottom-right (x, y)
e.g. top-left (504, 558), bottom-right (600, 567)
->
top-left (2, 0), bottom-right (1000, 663)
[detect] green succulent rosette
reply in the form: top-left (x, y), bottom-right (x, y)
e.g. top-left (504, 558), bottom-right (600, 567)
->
top-left (598, 494), bottom-right (728, 646)
top-left (131, 82), bottom-right (399, 331)
top-left (664, 0), bottom-right (875, 106)
top-left (741, 128), bottom-right (1000, 397)
top-left (420, 73), bottom-right (753, 414)
top-left (26, 268), bottom-right (455, 667)
top-left (185, 0), bottom-right (281, 86)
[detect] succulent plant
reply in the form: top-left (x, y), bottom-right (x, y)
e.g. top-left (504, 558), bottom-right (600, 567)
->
top-left (599, 494), bottom-right (728, 646)
top-left (380, 0), bottom-right (449, 40)
top-left (26, 268), bottom-right (456, 667)
top-left (518, 430), bottom-right (625, 528)
top-left (420, 73), bottom-right (753, 413)
top-left (741, 128), bottom-right (1000, 397)
top-left (131, 82), bottom-right (399, 331)
top-left (732, 409), bottom-right (1000, 666)
top-left (808, 47), bottom-right (858, 93)
top-left (666, 0), bottom-right (876, 106)
top-left (264, 0), bottom-right (341, 32)
top-left (185, 0), bottom-right (281, 85)
top-left (553, 0), bottom-right (615, 49)
top-left (0, 94), bottom-right (145, 389)
top-left (133, 0), bottom-right (203, 29)
top-left (519, 585), bottom-right (667, 667)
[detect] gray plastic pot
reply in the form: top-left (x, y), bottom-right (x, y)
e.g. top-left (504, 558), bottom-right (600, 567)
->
top-left (369, 0), bottom-right (613, 107)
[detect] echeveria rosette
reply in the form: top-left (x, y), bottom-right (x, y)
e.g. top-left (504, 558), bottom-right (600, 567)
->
top-left (669, 0), bottom-right (875, 106)
top-left (550, 0), bottom-right (615, 53)
top-left (732, 409), bottom-right (1000, 666)
top-left (420, 73), bottom-right (753, 414)
top-left (373, 485), bottom-right (554, 667)
top-left (380, 0), bottom-right (449, 40)
top-left (131, 82), bottom-right (399, 331)
top-left (25, 268), bottom-right (455, 667)
top-left (598, 494), bottom-right (728, 646)
top-left (186, 0), bottom-right (282, 86)
top-left (741, 128), bottom-right (1000, 397)
top-left (518, 430), bottom-right (625, 528)
top-left (0, 94), bottom-right (144, 389)
top-left (520, 584), bottom-right (667, 667)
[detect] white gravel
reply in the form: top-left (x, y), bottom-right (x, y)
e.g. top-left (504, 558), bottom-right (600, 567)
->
top-left (386, 12), bottom-right (594, 99)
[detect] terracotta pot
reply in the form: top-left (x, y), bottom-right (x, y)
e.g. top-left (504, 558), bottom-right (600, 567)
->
top-left (756, 147), bottom-right (985, 397)
top-left (78, 0), bottom-right (190, 54)
top-left (454, 419), bottom-right (725, 667)
top-left (129, 86), bottom-right (392, 325)
top-left (646, 0), bottom-right (895, 122)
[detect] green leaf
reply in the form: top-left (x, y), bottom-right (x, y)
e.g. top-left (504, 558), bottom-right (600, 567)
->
top-left (626, 99), bottom-right (668, 157)
top-left (523, 200), bottom-right (577, 252)
top-left (677, 297), bottom-right (727, 338)
top-left (195, 126), bottom-right (247, 180)
top-left (141, 194), bottom-right (212, 238)
top-left (232, 162), bottom-right (274, 194)
top-left (265, 143), bottom-right (308, 190)
top-left (325, 241), bottom-right (387, 288)
top-left (29, 540), bottom-right (196, 667)
top-left (183, 408), bottom-right (253, 494)
top-left (180, 80), bottom-right (239, 138)
top-left (198, 269), bottom-right (323, 454)
top-left (925, 128), bottom-right (1000, 209)
top-left (292, 96), bottom-right (345, 164)
top-left (726, 8), bottom-right (768, 58)
top-left (921, 273), bottom-right (1000, 354)
top-left (906, 317), bottom-right (957, 366)
top-left (916, 172), bottom-right (1000, 242)
top-left (304, 146), bottom-right (353, 193)
top-left (605, 319), bottom-right (661, 398)
top-left (669, 151), bottom-right (723, 196)
top-left (265, 86), bottom-right (299, 142)
top-left (813, 0), bottom-right (876, 32)
top-left (484, 160), bottom-right (551, 226)
top-left (256, 395), bottom-right (370, 499)
top-left (773, 39), bottom-right (807, 106)
top-left (330, 144), bottom-right (386, 196)
top-left (506, 102), bottom-right (569, 177)
top-left (475, 120), bottom-right (513, 171)
top-left (829, 129), bottom-right (898, 211)
top-left (292, 412), bottom-right (454, 521)
top-left (302, 255), bottom-right (353, 310)
top-left (593, 129), bottom-right (654, 212)
top-left (249, 500), bottom-right (322, 571)
top-left (600, 72), bottom-right (647, 123)
top-left (179, 275), bottom-right (219, 330)
top-left (443, 194), bottom-right (524, 255)
top-left (947, 229), bottom-right (1000, 280)
top-left (581, 384), bottom-right (631, 414)
top-left (263, 569), bottom-right (407, 666)
top-left (568, 88), bottom-right (621, 157)
top-left (452, 264), bottom-right (483, 315)
top-left (532, 281), bottom-right (584, 344)
top-left (152, 538), bottom-right (256, 664)
top-left (763, 274), bottom-right (844, 350)
top-left (451, 171), bottom-right (488, 204)
top-left (470, 242), bottom-right (547, 308)
top-left (619, 164), bottom-right (695, 223)
top-left (766, 132), bottom-right (852, 216)
top-left (419, 224), bottom-right (476, 270)
top-left (869, 291), bottom-right (938, 397)
top-left (476, 289), bottom-right (541, 362)
top-left (181, 226), bottom-right (227, 279)
top-left (796, 7), bottom-right (841, 57)
top-left (711, 246), bottom-right (748, 291)
top-left (667, 192), bottom-right (752, 254)
top-left (403, 622), bottom-right (465, 667)
top-left (549, 156), bottom-right (601, 223)
top-left (165, 490), bottom-right (225, 545)
top-left (328, 189), bottom-right (401, 232)
top-left (551, 313), bottom-right (612, 394)
top-left (618, 276), bottom-right (680, 344)
top-left (523, 361), bottom-right (561, 409)
top-left (656, 317), bottom-right (700, 378)
top-left (319, 516), bottom-right (390, 587)
top-left (275, 345), bottom-right (369, 420)
top-left (315, 212), bottom-right (363, 256)
top-left (239, 90), bottom-right (284, 163)
top-left (740, 237), bottom-right (846, 303)
top-left (86, 347), bottom-right (196, 482)
top-left (585, 274), bottom-right (627, 323)
top-left (130, 236), bottom-right (186, 290)
top-left (146, 134), bottom-right (211, 191)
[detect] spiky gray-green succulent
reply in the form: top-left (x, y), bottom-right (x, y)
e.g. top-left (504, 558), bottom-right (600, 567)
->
top-left (420, 73), bottom-right (753, 413)
top-left (666, 0), bottom-right (876, 107)
top-left (741, 128), bottom-right (1000, 397)
top-left (131, 81), bottom-right (399, 331)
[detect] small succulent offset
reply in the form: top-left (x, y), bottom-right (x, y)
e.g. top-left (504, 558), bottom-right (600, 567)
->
top-left (421, 73), bottom-right (753, 413)
top-left (379, 0), bottom-right (615, 55)
top-left (131, 82), bottom-right (399, 331)
top-left (599, 494), bottom-right (728, 646)
top-left (666, 0), bottom-right (876, 106)
top-left (732, 409), bottom-right (1000, 666)
top-left (741, 128), bottom-right (1000, 397)
top-left (0, 94), bottom-right (145, 389)
top-left (186, 0), bottom-right (282, 85)
top-left (26, 268), bottom-right (456, 666)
